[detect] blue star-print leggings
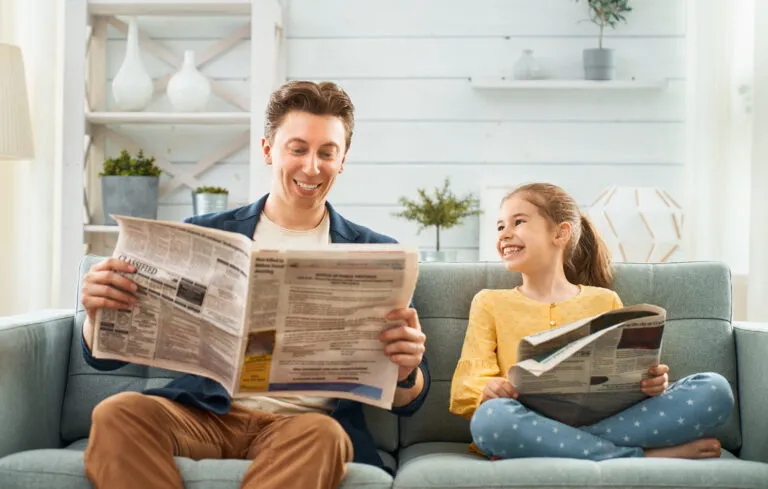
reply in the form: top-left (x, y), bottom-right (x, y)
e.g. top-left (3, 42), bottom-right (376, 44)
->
top-left (470, 372), bottom-right (734, 461)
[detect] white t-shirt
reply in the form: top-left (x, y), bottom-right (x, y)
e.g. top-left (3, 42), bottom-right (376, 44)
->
top-left (234, 211), bottom-right (336, 415)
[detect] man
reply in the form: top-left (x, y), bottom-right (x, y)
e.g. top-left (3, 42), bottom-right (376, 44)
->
top-left (79, 81), bottom-right (430, 489)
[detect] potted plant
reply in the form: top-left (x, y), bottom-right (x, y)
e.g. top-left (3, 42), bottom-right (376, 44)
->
top-left (393, 178), bottom-right (481, 262)
top-left (100, 149), bottom-right (162, 225)
top-left (576, 0), bottom-right (632, 80)
top-left (193, 186), bottom-right (229, 216)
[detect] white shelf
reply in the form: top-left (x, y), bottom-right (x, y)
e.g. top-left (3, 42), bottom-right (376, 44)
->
top-left (84, 225), bottom-right (120, 234)
top-left (88, 0), bottom-right (251, 16)
top-left (470, 77), bottom-right (670, 90)
top-left (85, 112), bottom-right (251, 125)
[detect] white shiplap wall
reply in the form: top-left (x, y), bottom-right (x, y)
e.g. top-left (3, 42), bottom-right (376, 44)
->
top-left (281, 0), bottom-right (687, 261)
top-left (102, 1), bottom-right (686, 263)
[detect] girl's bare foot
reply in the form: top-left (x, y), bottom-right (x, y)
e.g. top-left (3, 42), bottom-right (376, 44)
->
top-left (644, 439), bottom-right (721, 459)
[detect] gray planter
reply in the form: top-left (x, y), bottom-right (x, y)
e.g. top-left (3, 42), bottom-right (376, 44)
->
top-left (193, 192), bottom-right (228, 216)
top-left (101, 175), bottom-right (159, 226)
top-left (583, 48), bottom-right (615, 80)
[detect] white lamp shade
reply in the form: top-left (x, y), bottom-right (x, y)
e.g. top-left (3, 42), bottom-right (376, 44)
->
top-left (0, 43), bottom-right (34, 160)
top-left (587, 186), bottom-right (684, 263)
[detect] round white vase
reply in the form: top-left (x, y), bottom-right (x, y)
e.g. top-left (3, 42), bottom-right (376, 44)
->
top-left (111, 17), bottom-right (154, 111)
top-left (167, 50), bottom-right (211, 112)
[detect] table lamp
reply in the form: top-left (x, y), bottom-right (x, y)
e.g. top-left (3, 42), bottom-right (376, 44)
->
top-left (587, 186), bottom-right (684, 263)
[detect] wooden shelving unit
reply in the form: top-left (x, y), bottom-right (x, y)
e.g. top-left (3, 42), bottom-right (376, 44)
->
top-left (87, 0), bottom-right (252, 15)
top-left (55, 0), bottom-right (286, 304)
top-left (85, 111), bottom-right (251, 125)
top-left (84, 225), bottom-right (120, 234)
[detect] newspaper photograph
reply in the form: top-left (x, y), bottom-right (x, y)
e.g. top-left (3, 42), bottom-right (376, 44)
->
top-left (92, 215), bottom-right (420, 410)
top-left (508, 304), bottom-right (666, 426)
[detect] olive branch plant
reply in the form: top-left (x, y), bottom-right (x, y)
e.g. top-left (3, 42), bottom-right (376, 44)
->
top-left (393, 178), bottom-right (481, 252)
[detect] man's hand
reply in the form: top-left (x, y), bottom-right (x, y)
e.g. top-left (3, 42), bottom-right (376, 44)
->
top-left (642, 364), bottom-right (669, 397)
top-left (379, 308), bottom-right (426, 382)
top-left (80, 258), bottom-right (138, 349)
top-left (481, 378), bottom-right (518, 404)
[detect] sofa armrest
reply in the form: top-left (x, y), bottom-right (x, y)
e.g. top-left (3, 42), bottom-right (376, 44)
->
top-left (734, 321), bottom-right (768, 463)
top-left (0, 310), bottom-right (74, 457)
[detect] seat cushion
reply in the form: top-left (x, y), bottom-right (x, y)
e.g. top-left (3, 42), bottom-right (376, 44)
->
top-left (0, 440), bottom-right (394, 489)
top-left (394, 442), bottom-right (768, 489)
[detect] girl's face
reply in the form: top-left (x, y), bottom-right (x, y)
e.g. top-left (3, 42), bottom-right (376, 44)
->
top-left (496, 195), bottom-right (568, 274)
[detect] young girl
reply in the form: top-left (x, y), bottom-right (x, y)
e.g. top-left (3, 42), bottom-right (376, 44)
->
top-left (449, 183), bottom-right (734, 461)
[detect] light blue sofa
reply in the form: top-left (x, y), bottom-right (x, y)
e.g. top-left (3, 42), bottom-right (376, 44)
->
top-left (1, 258), bottom-right (767, 489)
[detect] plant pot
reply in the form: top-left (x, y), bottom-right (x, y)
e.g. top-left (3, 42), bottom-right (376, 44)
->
top-left (583, 48), bottom-right (615, 81)
top-left (420, 250), bottom-right (457, 263)
top-left (193, 192), bottom-right (228, 216)
top-left (101, 176), bottom-right (159, 225)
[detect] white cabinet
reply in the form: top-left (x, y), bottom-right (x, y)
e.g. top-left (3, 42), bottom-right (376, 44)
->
top-left (56, 0), bottom-right (284, 306)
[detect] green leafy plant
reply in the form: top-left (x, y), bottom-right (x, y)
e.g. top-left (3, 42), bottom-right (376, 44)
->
top-left (100, 149), bottom-right (161, 177)
top-left (194, 186), bottom-right (229, 194)
top-left (577, 0), bottom-right (632, 49)
top-left (393, 178), bottom-right (481, 252)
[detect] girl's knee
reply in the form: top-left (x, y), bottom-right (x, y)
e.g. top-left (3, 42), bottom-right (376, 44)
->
top-left (705, 373), bottom-right (735, 415)
top-left (681, 372), bottom-right (735, 422)
top-left (694, 372), bottom-right (734, 410)
top-left (470, 398), bottom-right (525, 453)
top-left (471, 398), bottom-right (524, 425)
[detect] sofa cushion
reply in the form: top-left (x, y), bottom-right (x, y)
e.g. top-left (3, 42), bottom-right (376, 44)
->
top-left (405, 262), bottom-right (741, 452)
top-left (396, 441), bottom-right (742, 464)
top-left (394, 442), bottom-right (768, 489)
top-left (62, 255), bottom-right (399, 453)
top-left (0, 441), bottom-right (394, 489)
top-left (64, 438), bottom-right (397, 475)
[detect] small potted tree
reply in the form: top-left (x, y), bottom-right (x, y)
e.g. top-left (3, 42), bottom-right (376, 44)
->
top-left (193, 186), bottom-right (229, 216)
top-left (577, 0), bottom-right (632, 80)
top-left (394, 178), bottom-right (481, 262)
top-left (100, 149), bottom-right (162, 225)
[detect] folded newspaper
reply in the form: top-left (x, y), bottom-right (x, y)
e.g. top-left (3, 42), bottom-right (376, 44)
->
top-left (92, 215), bottom-right (420, 409)
top-left (508, 304), bottom-right (666, 426)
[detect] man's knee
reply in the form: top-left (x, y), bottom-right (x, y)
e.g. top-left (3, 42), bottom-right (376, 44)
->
top-left (91, 391), bottom-right (159, 430)
top-left (291, 414), bottom-right (352, 460)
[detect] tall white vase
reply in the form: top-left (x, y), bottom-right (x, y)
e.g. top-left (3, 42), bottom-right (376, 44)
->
top-left (167, 50), bottom-right (211, 112)
top-left (111, 17), bottom-right (154, 111)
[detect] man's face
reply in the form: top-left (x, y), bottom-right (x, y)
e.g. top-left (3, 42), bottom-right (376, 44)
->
top-left (262, 111), bottom-right (347, 211)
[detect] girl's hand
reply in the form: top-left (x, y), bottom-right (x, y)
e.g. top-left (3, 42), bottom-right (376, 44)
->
top-left (642, 364), bottom-right (670, 397)
top-left (481, 378), bottom-right (518, 404)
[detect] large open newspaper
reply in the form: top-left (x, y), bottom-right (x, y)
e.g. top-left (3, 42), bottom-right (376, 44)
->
top-left (508, 304), bottom-right (666, 426)
top-left (92, 215), bottom-right (420, 409)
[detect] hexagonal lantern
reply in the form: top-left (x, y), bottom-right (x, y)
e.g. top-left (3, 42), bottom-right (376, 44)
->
top-left (586, 187), bottom-right (684, 263)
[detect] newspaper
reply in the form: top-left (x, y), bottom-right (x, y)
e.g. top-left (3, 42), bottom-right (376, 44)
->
top-left (508, 304), bottom-right (666, 426)
top-left (92, 215), bottom-right (420, 410)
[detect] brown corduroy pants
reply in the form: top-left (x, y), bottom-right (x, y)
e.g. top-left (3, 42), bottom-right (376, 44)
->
top-left (83, 392), bottom-right (353, 489)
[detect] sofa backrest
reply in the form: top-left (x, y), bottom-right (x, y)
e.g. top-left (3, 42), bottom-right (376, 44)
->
top-left (404, 261), bottom-right (742, 453)
top-left (61, 257), bottom-right (741, 454)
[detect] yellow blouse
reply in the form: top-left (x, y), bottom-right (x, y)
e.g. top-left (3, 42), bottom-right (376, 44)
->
top-left (449, 285), bottom-right (623, 420)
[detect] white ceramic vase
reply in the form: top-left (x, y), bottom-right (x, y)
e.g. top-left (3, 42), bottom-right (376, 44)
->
top-left (167, 50), bottom-right (211, 112)
top-left (111, 17), bottom-right (154, 111)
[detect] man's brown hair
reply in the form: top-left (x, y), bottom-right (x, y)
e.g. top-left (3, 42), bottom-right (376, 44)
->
top-left (264, 81), bottom-right (355, 151)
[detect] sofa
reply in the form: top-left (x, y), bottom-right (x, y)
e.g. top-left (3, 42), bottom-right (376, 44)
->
top-left (1, 257), bottom-right (768, 489)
